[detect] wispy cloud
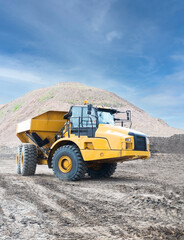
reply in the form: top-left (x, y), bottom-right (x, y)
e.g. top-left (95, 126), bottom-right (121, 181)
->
top-left (0, 67), bottom-right (43, 83)
top-left (171, 54), bottom-right (184, 62)
top-left (165, 70), bottom-right (184, 84)
top-left (106, 30), bottom-right (122, 42)
top-left (141, 93), bottom-right (184, 107)
top-left (90, 0), bottom-right (115, 31)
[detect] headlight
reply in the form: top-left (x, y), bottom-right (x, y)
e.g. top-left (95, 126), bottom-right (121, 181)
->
top-left (125, 138), bottom-right (131, 142)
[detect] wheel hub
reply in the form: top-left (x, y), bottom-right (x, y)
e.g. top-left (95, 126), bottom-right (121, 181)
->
top-left (58, 156), bottom-right (72, 173)
top-left (21, 153), bottom-right (24, 165)
top-left (16, 154), bottom-right (19, 165)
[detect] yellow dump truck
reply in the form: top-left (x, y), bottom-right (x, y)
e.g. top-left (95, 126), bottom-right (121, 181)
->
top-left (16, 103), bottom-right (150, 181)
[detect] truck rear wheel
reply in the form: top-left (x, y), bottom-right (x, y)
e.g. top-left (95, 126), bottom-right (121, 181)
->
top-left (20, 144), bottom-right (37, 176)
top-left (87, 163), bottom-right (117, 179)
top-left (52, 145), bottom-right (87, 181)
top-left (16, 145), bottom-right (23, 174)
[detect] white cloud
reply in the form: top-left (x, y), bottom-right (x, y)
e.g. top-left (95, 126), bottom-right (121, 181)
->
top-left (141, 93), bottom-right (184, 107)
top-left (0, 67), bottom-right (43, 84)
top-left (171, 54), bottom-right (184, 62)
top-left (106, 30), bottom-right (122, 42)
top-left (90, 0), bottom-right (115, 31)
top-left (165, 70), bottom-right (184, 83)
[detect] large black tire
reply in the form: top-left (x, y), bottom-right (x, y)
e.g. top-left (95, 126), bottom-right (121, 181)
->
top-left (52, 145), bottom-right (87, 181)
top-left (16, 145), bottom-right (23, 174)
top-left (87, 163), bottom-right (117, 179)
top-left (20, 144), bottom-right (37, 176)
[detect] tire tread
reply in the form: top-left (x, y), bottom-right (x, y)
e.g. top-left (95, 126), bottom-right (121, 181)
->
top-left (87, 163), bottom-right (117, 179)
top-left (52, 145), bottom-right (87, 181)
top-left (21, 144), bottom-right (37, 176)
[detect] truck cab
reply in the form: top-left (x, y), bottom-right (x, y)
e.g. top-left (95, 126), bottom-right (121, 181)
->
top-left (62, 104), bottom-right (148, 153)
top-left (64, 104), bottom-right (131, 137)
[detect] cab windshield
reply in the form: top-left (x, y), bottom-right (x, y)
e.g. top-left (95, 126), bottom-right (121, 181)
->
top-left (97, 111), bottom-right (115, 125)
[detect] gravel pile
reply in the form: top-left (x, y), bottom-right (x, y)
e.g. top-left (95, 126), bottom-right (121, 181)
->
top-left (0, 145), bottom-right (16, 160)
top-left (149, 134), bottom-right (184, 154)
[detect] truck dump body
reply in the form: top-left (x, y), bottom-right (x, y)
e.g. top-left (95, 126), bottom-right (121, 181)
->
top-left (17, 111), bottom-right (67, 148)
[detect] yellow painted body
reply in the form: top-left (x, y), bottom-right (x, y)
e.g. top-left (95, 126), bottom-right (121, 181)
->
top-left (16, 110), bottom-right (150, 165)
top-left (17, 111), bottom-right (67, 147)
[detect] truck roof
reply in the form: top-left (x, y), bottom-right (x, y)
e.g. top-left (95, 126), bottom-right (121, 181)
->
top-left (96, 106), bottom-right (118, 114)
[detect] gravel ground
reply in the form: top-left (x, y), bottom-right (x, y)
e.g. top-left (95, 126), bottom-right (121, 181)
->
top-left (0, 154), bottom-right (184, 240)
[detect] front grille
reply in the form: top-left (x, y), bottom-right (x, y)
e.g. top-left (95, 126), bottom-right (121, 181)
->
top-left (129, 132), bottom-right (147, 151)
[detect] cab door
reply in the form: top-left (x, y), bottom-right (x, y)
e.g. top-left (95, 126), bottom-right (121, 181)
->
top-left (70, 106), bottom-right (97, 137)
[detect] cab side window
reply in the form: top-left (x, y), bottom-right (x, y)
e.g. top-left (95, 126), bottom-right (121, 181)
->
top-left (71, 106), bottom-right (82, 128)
top-left (70, 106), bottom-right (97, 128)
top-left (82, 107), bottom-right (96, 127)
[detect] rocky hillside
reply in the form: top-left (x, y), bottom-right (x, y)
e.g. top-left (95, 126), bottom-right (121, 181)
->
top-left (0, 82), bottom-right (183, 146)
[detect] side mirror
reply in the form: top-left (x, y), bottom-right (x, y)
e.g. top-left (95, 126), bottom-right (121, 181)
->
top-left (87, 104), bottom-right (92, 115)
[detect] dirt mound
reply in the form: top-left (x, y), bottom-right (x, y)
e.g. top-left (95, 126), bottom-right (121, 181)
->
top-left (149, 134), bottom-right (184, 154)
top-left (0, 82), bottom-right (183, 146)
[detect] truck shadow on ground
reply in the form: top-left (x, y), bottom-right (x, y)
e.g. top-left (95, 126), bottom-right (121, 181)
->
top-left (32, 173), bottom-right (157, 185)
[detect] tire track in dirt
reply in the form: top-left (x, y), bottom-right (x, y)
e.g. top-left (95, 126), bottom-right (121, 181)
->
top-left (0, 175), bottom-right (120, 239)
top-left (0, 154), bottom-right (184, 239)
top-left (33, 175), bottom-right (184, 239)
top-left (0, 175), bottom-right (56, 239)
top-left (0, 175), bottom-right (82, 239)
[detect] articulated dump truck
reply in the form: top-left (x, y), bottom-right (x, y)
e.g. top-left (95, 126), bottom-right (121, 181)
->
top-left (16, 103), bottom-right (150, 181)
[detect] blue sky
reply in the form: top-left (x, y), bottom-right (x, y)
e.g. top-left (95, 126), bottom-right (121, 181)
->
top-left (0, 0), bottom-right (184, 129)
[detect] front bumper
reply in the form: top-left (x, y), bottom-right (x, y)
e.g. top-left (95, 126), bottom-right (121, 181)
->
top-left (81, 149), bottom-right (151, 162)
top-left (120, 150), bottom-right (150, 160)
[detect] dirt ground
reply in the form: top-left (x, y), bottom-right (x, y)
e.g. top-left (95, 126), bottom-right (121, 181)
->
top-left (0, 154), bottom-right (184, 240)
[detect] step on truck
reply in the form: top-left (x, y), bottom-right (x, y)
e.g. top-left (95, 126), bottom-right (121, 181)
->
top-left (16, 102), bottom-right (150, 181)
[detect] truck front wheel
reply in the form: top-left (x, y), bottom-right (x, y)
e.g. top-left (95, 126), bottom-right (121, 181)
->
top-left (52, 145), bottom-right (87, 181)
top-left (87, 163), bottom-right (117, 179)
